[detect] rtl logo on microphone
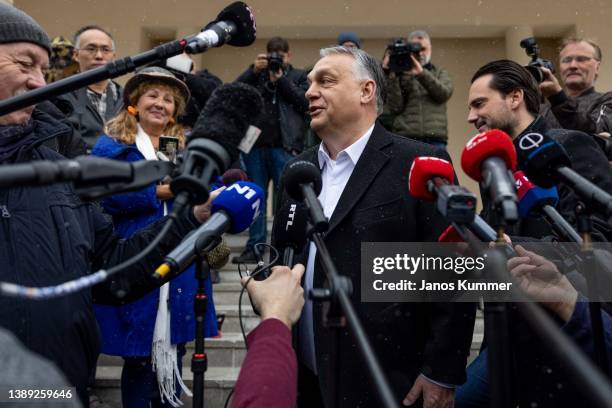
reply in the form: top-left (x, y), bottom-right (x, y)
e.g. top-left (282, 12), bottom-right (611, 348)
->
top-left (285, 204), bottom-right (297, 230)
top-left (465, 132), bottom-right (488, 151)
top-left (226, 183), bottom-right (261, 220)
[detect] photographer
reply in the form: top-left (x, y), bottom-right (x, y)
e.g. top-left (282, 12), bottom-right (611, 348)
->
top-left (234, 37), bottom-right (308, 264)
top-left (380, 30), bottom-right (453, 150)
top-left (539, 38), bottom-right (611, 136)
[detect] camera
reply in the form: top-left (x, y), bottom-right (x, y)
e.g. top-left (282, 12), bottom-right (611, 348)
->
top-left (386, 39), bottom-right (423, 73)
top-left (520, 37), bottom-right (555, 83)
top-left (266, 52), bottom-right (284, 73)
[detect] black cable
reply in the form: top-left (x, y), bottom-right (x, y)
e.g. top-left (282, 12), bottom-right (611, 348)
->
top-left (224, 243), bottom-right (279, 408)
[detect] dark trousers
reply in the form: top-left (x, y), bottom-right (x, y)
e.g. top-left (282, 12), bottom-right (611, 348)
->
top-left (121, 343), bottom-right (187, 408)
top-left (297, 362), bottom-right (325, 408)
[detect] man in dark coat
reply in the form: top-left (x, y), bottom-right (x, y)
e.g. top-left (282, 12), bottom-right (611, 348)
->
top-left (457, 59), bottom-right (612, 408)
top-left (234, 36), bottom-right (309, 263)
top-left (0, 4), bottom-right (218, 405)
top-left (274, 46), bottom-right (475, 408)
top-left (52, 25), bottom-right (123, 151)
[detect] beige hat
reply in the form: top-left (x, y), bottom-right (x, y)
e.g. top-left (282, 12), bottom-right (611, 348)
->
top-left (123, 66), bottom-right (190, 107)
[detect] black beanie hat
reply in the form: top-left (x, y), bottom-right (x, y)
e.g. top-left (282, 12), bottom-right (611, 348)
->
top-left (0, 4), bottom-right (51, 54)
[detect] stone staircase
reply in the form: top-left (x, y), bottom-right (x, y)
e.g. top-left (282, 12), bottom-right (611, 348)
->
top-left (92, 220), bottom-right (485, 407)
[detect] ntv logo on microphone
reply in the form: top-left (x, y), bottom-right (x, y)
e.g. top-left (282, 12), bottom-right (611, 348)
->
top-left (226, 183), bottom-right (261, 220)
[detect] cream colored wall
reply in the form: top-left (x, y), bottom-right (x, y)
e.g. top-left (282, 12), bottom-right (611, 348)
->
top-left (14, 0), bottom-right (612, 203)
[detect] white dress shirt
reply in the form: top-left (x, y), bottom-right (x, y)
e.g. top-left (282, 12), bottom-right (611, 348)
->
top-left (298, 124), bottom-right (375, 373)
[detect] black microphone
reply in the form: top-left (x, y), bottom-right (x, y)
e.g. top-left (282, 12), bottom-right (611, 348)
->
top-left (273, 202), bottom-right (310, 267)
top-left (282, 160), bottom-right (328, 233)
top-left (170, 82), bottom-right (263, 206)
top-left (185, 2), bottom-right (256, 53)
top-left (0, 156), bottom-right (171, 199)
top-left (515, 131), bottom-right (612, 225)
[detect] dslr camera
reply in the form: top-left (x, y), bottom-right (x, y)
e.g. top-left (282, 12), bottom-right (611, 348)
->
top-left (386, 39), bottom-right (423, 73)
top-left (520, 37), bottom-right (555, 83)
top-left (266, 52), bottom-right (284, 73)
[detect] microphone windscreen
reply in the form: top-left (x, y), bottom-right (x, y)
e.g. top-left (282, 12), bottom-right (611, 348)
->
top-left (221, 168), bottom-right (248, 185)
top-left (282, 160), bottom-right (323, 202)
top-left (211, 181), bottom-right (264, 233)
top-left (215, 1), bottom-right (256, 46)
top-left (513, 170), bottom-right (559, 217)
top-left (205, 238), bottom-right (231, 269)
top-left (189, 82), bottom-right (263, 165)
top-left (408, 156), bottom-right (455, 201)
top-left (514, 131), bottom-right (571, 188)
top-left (461, 129), bottom-right (517, 182)
top-left (273, 202), bottom-right (309, 249)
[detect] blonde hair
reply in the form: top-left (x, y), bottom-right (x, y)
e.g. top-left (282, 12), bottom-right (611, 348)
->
top-left (105, 80), bottom-right (187, 146)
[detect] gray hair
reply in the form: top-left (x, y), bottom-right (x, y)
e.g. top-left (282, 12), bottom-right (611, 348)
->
top-left (408, 30), bottom-right (431, 43)
top-left (319, 46), bottom-right (386, 115)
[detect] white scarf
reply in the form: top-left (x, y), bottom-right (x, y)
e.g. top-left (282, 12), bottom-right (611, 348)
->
top-left (136, 124), bottom-right (192, 406)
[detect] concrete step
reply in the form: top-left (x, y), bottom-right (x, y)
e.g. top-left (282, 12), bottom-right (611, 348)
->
top-left (93, 366), bottom-right (239, 408)
top-left (97, 333), bottom-right (247, 370)
top-left (214, 282), bottom-right (252, 306)
top-left (216, 304), bottom-right (261, 334)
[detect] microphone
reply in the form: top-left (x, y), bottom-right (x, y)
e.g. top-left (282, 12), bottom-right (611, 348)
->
top-left (0, 156), bottom-right (171, 199)
top-left (461, 130), bottom-right (519, 224)
top-left (170, 82), bottom-right (263, 206)
top-left (282, 160), bottom-right (328, 233)
top-left (514, 170), bottom-right (582, 243)
top-left (155, 181), bottom-right (263, 279)
top-left (273, 202), bottom-right (310, 267)
top-left (211, 168), bottom-right (249, 190)
top-left (206, 239), bottom-right (231, 270)
top-left (185, 2), bottom-right (256, 53)
top-left (515, 131), bottom-right (612, 225)
top-left (408, 156), bottom-right (477, 224)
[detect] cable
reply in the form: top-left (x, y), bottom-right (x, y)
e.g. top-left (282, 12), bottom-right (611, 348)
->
top-left (225, 243), bottom-right (278, 408)
top-left (0, 209), bottom-right (180, 299)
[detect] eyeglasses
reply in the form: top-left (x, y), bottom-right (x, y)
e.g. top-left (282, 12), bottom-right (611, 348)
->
top-left (560, 55), bottom-right (597, 64)
top-left (77, 45), bottom-right (114, 55)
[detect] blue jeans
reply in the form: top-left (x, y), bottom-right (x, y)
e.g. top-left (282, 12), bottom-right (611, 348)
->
top-left (121, 344), bottom-right (187, 408)
top-left (241, 147), bottom-right (293, 249)
top-left (455, 349), bottom-right (490, 408)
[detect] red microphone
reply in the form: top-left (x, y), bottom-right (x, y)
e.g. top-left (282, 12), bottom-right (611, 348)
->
top-left (221, 168), bottom-right (248, 185)
top-left (461, 129), bottom-right (519, 223)
top-left (408, 156), bottom-right (476, 224)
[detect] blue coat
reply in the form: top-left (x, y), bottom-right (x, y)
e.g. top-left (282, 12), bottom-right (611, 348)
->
top-left (92, 135), bottom-right (218, 356)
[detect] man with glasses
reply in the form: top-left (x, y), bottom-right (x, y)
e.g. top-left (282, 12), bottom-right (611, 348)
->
top-left (54, 25), bottom-right (123, 150)
top-left (539, 38), bottom-right (608, 133)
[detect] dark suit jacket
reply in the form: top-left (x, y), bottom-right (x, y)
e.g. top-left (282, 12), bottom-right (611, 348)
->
top-left (273, 123), bottom-right (476, 407)
top-left (53, 82), bottom-right (123, 150)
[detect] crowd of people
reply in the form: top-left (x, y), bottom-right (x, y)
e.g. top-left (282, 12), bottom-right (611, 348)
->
top-left (0, 2), bottom-right (611, 408)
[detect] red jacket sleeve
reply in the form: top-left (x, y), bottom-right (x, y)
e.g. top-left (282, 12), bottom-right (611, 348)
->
top-left (232, 318), bottom-right (297, 408)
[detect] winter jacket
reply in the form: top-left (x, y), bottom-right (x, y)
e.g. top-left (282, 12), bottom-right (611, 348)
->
top-left (0, 115), bottom-right (204, 404)
top-left (541, 87), bottom-right (603, 133)
top-left (92, 135), bottom-right (217, 356)
top-left (236, 64), bottom-right (309, 153)
top-left (381, 63), bottom-right (453, 142)
top-left (52, 81), bottom-right (123, 150)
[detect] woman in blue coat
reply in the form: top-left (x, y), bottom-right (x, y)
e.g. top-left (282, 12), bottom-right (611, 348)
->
top-left (92, 67), bottom-right (218, 407)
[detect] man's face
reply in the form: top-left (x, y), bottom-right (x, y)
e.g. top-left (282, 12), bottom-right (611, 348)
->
top-left (559, 41), bottom-right (600, 94)
top-left (340, 41), bottom-right (359, 49)
top-left (306, 54), bottom-right (364, 137)
top-left (73, 29), bottom-right (115, 72)
top-left (0, 42), bottom-right (48, 126)
top-left (467, 74), bottom-right (518, 136)
top-left (410, 36), bottom-right (431, 65)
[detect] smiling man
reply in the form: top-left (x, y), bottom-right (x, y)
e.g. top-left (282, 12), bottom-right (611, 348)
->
top-left (274, 46), bottom-right (475, 408)
top-left (53, 25), bottom-right (123, 150)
